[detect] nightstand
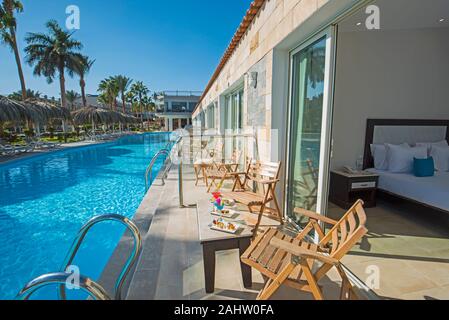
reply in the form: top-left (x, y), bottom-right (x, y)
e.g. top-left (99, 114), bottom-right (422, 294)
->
top-left (329, 170), bottom-right (379, 209)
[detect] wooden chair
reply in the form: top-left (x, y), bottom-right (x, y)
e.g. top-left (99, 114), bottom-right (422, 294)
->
top-left (205, 150), bottom-right (242, 192)
top-left (222, 161), bottom-right (283, 238)
top-left (194, 140), bottom-right (224, 186)
top-left (241, 200), bottom-right (368, 300)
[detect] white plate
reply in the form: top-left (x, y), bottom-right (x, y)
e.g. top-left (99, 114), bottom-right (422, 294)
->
top-left (209, 221), bottom-right (242, 234)
top-left (210, 209), bottom-right (238, 219)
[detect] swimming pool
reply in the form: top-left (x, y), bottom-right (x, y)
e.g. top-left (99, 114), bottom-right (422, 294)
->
top-left (0, 133), bottom-right (171, 300)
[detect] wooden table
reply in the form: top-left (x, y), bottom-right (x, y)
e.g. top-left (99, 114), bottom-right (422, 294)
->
top-left (196, 199), bottom-right (253, 293)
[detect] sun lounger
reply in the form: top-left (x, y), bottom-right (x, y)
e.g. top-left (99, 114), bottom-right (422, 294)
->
top-left (1, 143), bottom-right (35, 155)
top-left (0, 145), bottom-right (15, 156)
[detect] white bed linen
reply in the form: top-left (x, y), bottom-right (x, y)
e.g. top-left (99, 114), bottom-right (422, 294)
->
top-left (367, 169), bottom-right (449, 212)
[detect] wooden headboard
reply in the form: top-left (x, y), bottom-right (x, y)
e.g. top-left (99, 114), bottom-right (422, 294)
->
top-left (363, 119), bottom-right (449, 170)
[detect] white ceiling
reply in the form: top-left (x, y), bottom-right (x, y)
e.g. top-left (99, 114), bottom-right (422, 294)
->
top-left (339, 0), bottom-right (449, 32)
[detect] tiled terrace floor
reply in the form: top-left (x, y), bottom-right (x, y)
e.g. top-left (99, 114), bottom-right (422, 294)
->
top-left (328, 201), bottom-right (449, 300)
top-left (109, 166), bottom-right (373, 300)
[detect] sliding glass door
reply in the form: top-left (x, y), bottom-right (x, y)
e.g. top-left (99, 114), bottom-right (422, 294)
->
top-left (224, 88), bottom-right (244, 131)
top-left (224, 88), bottom-right (244, 159)
top-left (286, 29), bottom-right (336, 225)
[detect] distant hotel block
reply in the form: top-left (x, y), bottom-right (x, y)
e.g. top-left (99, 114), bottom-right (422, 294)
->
top-left (155, 91), bottom-right (202, 131)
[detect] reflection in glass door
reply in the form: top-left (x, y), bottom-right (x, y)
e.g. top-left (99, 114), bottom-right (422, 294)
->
top-left (287, 32), bottom-right (334, 225)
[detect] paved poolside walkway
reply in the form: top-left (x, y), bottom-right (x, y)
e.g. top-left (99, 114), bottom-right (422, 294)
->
top-left (102, 165), bottom-right (375, 300)
top-left (0, 138), bottom-right (124, 165)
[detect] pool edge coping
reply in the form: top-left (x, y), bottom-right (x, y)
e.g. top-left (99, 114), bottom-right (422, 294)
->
top-left (98, 163), bottom-right (172, 298)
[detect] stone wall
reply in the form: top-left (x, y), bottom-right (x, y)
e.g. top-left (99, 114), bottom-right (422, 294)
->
top-left (194, 0), bottom-right (331, 118)
top-left (247, 56), bottom-right (267, 127)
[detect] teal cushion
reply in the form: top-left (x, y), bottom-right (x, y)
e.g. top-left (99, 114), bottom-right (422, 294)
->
top-left (414, 157), bottom-right (435, 177)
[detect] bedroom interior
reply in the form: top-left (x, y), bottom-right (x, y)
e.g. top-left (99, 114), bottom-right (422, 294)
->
top-left (326, 0), bottom-right (449, 300)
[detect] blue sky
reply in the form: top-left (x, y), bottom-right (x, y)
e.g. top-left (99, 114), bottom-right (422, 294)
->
top-left (0, 0), bottom-right (252, 98)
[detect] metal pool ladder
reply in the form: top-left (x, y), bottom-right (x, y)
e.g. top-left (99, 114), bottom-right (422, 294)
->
top-left (145, 148), bottom-right (172, 191)
top-left (16, 214), bottom-right (142, 301)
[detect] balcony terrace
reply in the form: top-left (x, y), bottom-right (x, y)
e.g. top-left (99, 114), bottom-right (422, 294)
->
top-left (100, 135), bottom-right (378, 300)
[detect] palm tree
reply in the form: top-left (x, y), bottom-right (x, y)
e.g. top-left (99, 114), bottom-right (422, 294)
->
top-left (24, 20), bottom-right (83, 108)
top-left (66, 90), bottom-right (80, 111)
top-left (8, 89), bottom-right (41, 101)
top-left (113, 75), bottom-right (132, 114)
top-left (128, 81), bottom-right (149, 128)
top-left (0, 0), bottom-right (27, 100)
top-left (98, 77), bottom-right (119, 110)
top-left (70, 55), bottom-right (94, 108)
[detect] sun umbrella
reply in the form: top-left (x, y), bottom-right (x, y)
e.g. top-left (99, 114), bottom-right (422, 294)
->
top-left (71, 107), bottom-right (113, 125)
top-left (0, 95), bottom-right (36, 123)
top-left (24, 99), bottom-right (72, 123)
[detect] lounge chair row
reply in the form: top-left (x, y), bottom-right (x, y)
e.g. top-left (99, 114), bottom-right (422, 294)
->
top-left (0, 144), bottom-right (34, 156)
top-left (85, 132), bottom-right (127, 142)
top-left (1, 141), bottom-right (61, 156)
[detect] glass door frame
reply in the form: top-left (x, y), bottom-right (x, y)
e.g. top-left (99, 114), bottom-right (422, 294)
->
top-left (284, 26), bottom-right (338, 222)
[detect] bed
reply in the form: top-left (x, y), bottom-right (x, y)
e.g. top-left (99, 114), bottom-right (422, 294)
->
top-left (363, 119), bottom-right (449, 215)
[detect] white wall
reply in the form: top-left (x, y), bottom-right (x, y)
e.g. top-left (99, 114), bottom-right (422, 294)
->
top-left (331, 27), bottom-right (449, 169)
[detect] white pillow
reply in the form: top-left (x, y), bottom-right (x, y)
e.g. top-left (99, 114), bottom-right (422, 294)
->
top-left (430, 146), bottom-right (449, 172)
top-left (416, 140), bottom-right (449, 155)
top-left (371, 143), bottom-right (409, 170)
top-left (386, 144), bottom-right (428, 173)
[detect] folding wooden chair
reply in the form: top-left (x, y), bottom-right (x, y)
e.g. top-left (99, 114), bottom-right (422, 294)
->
top-left (205, 149), bottom-right (242, 192)
top-left (194, 140), bottom-right (224, 186)
top-left (241, 200), bottom-right (368, 300)
top-left (222, 161), bottom-right (283, 238)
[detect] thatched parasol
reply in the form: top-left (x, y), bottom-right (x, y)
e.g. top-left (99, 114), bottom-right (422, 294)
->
top-left (71, 107), bottom-right (113, 126)
top-left (72, 107), bottom-right (140, 129)
top-left (0, 95), bottom-right (38, 123)
top-left (24, 99), bottom-right (72, 123)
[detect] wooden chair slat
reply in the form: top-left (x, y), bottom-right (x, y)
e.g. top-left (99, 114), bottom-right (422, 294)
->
top-left (267, 234), bottom-right (290, 273)
top-left (348, 212), bottom-right (357, 235)
top-left (241, 228), bottom-right (268, 260)
top-left (250, 167), bottom-right (279, 175)
top-left (331, 229), bottom-right (340, 255)
top-left (356, 205), bottom-right (367, 225)
top-left (340, 219), bottom-right (348, 244)
top-left (255, 161), bottom-right (280, 168)
top-left (288, 239), bottom-right (304, 280)
top-left (250, 228), bottom-right (278, 261)
top-left (259, 232), bottom-right (285, 266)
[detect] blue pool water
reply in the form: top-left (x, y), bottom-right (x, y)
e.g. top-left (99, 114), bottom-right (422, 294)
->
top-left (0, 133), bottom-right (171, 300)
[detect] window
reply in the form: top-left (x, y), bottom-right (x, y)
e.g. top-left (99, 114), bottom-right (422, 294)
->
top-left (188, 102), bottom-right (197, 111)
top-left (171, 102), bottom-right (188, 112)
top-left (206, 104), bottom-right (215, 129)
top-left (224, 88), bottom-right (244, 130)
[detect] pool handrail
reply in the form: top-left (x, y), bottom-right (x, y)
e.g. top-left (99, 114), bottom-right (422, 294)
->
top-left (145, 148), bottom-right (171, 190)
top-left (59, 214), bottom-right (142, 300)
top-left (16, 272), bottom-right (111, 301)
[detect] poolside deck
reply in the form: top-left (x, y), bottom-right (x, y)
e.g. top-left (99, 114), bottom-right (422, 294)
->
top-left (0, 133), bottom-right (141, 165)
top-left (0, 141), bottom-right (108, 165)
top-left (101, 164), bottom-right (376, 300)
